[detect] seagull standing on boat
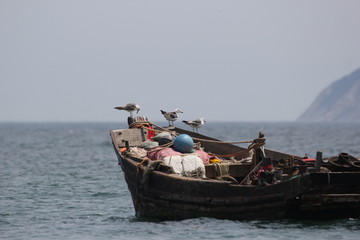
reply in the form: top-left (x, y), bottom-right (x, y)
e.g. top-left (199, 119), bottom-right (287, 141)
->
top-left (114, 103), bottom-right (140, 117)
top-left (161, 109), bottom-right (183, 126)
top-left (182, 118), bottom-right (206, 132)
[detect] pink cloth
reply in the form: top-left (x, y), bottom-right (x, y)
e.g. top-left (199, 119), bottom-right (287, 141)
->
top-left (147, 147), bottom-right (211, 164)
top-left (194, 150), bottom-right (211, 164)
top-left (147, 147), bottom-right (182, 160)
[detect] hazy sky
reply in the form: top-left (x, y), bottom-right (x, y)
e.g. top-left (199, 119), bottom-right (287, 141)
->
top-left (1, 0), bottom-right (360, 122)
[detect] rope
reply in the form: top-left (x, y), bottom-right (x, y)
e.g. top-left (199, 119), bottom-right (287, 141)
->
top-left (129, 121), bottom-right (151, 128)
top-left (148, 121), bottom-right (175, 133)
top-left (208, 149), bottom-right (250, 158)
top-left (136, 158), bottom-right (149, 175)
top-left (213, 163), bottom-right (230, 176)
top-left (239, 161), bottom-right (263, 185)
top-left (191, 137), bottom-right (253, 144)
top-left (134, 121), bottom-right (255, 145)
top-left (208, 142), bottom-right (264, 158)
top-left (327, 171), bottom-right (331, 185)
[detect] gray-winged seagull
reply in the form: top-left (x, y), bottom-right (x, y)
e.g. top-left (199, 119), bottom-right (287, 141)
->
top-left (114, 103), bottom-right (140, 117)
top-left (182, 118), bottom-right (206, 132)
top-left (161, 109), bottom-right (183, 126)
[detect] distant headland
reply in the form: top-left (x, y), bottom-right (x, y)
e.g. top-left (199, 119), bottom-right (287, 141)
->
top-left (297, 68), bottom-right (360, 122)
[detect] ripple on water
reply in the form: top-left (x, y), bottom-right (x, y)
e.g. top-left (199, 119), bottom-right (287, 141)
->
top-left (1, 122), bottom-right (360, 240)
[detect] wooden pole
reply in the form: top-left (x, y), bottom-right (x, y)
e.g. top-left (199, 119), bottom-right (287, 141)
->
top-left (315, 151), bottom-right (322, 172)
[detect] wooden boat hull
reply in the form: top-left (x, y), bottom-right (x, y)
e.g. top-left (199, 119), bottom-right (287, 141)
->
top-left (286, 172), bottom-right (360, 219)
top-left (117, 151), bottom-right (311, 220)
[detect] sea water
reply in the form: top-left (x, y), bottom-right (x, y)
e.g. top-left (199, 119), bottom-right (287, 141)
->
top-left (1, 122), bottom-right (360, 240)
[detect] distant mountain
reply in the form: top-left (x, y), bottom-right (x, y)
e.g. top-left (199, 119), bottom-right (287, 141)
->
top-left (297, 68), bottom-right (360, 122)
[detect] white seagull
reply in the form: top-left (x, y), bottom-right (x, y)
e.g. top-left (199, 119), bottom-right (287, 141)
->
top-left (114, 103), bottom-right (140, 117)
top-left (182, 118), bottom-right (206, 132)
top-left (161, 109), bottom-right (183, 126)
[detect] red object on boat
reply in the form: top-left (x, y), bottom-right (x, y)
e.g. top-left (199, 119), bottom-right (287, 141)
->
top-left (147, 126), bottom-right (155, 140)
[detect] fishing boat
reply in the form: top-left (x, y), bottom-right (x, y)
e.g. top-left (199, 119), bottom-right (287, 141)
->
top-left (110, 117), bottom-right (360, 220)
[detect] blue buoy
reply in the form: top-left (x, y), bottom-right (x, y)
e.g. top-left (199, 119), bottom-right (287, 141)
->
top-left (173, 134), bottom-right (194, 153)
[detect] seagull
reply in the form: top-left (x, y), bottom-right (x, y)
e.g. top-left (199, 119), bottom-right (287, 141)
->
top-left (160, 109), bottom-right (183, 126)
top-left (114, 103), bottom-right (140, 117)
top-left (182, 118), bottom-right (206, 132)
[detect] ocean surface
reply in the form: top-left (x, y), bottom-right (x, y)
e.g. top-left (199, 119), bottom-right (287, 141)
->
top-left (1, 122), bottom-right (360, 240)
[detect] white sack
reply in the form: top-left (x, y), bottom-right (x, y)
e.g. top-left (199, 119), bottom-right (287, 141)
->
top-left (163, 154), bottom-right (206, 178)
